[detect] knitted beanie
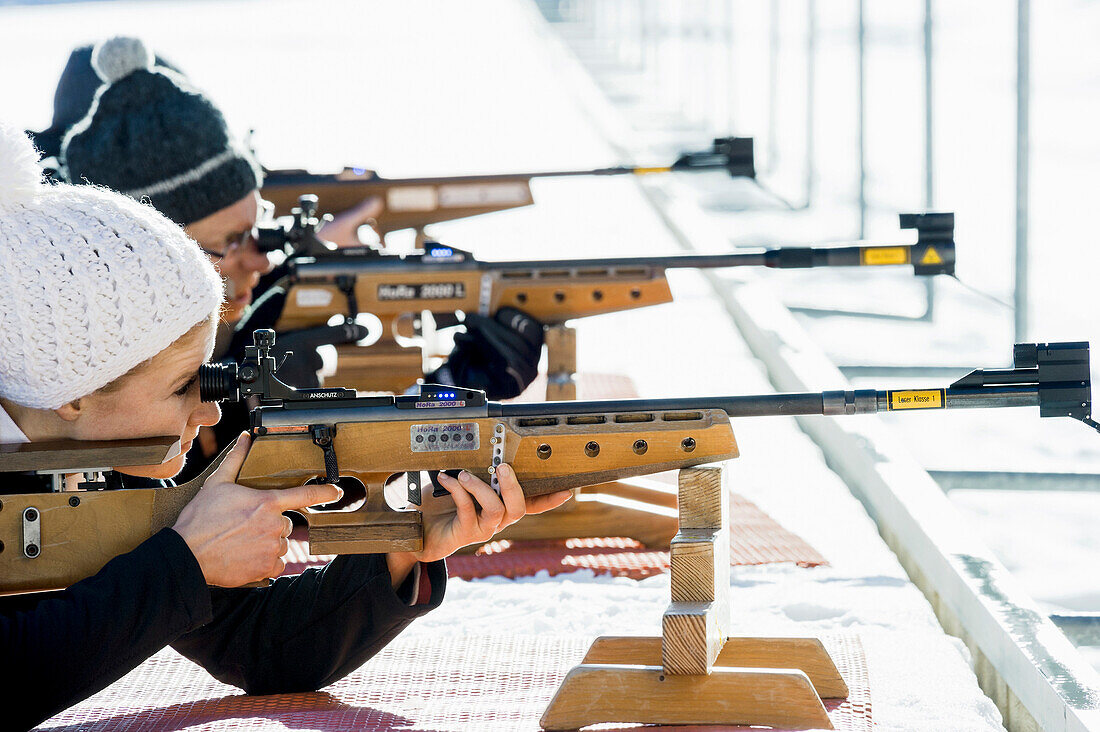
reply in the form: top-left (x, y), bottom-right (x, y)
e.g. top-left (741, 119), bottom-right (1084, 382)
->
top-left (59, 36), bottom-right (262, 226)
top-left (29, 41), bottom-right (182, 162)
top-left (0, 123), bottom-right (223, 410)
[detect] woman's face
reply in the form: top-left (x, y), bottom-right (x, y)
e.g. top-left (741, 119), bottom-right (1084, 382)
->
top-left (64, 321), bottom-right (222, 479)
top-left (185, 191), bottom-right (275, 324)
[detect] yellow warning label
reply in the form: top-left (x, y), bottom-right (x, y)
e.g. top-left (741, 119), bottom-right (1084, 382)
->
top-left (887, 389), bottom-right (945, 410)
top-left (919, 247), bottom-right (944, 266)
top-left (632, 167), bottom-right (673, 176)
top-left (860, 247), bottom-right (911, 266)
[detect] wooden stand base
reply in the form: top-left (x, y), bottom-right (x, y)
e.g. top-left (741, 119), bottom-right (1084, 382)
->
top-left (542, 664), bottom-right (830, 731)
top-left (540, 466), bottom-right (845, 731)
top-left (581, 635), bottom-right (849, 698)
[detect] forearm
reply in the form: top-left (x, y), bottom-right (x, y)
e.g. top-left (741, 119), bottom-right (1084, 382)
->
top-left (172, 553), bottom-right (446, 695)
top-left (0, 529), bottom-right (211, 730)
top-left (385, 551), bottom-right (418, 589)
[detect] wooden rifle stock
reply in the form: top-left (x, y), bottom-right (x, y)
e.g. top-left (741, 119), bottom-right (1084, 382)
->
top-left (259, 137), bottom-right (755, 237)
top-left (262, 169), bottom-right (536, 238)
top-left (0, 406), bottom-right (735, 595)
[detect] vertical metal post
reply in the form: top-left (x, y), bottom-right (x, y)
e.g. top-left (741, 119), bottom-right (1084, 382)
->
top-left (1014, 0), bottom-right (1030, 342)
top-left (921, 0), bottom-right (935, 320)
top-left (765, 0), bottom-right (780, 173)
top-left (804, 0), bottom-right (816, 206)
top-left (727, 0), bottom-right (737, 131)
top-left (857, 0), bottom-right (867, 239)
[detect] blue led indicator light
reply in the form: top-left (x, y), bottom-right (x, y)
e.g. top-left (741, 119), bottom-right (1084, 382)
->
top-left (352, 167), bottom-right (367, 176)
top-left (430, 247), bottom-right (454, 258)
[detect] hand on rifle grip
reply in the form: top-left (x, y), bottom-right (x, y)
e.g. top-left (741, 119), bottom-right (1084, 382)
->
top-left (413, 464), bottom-right (570, 563)
top-left (430, 307), bottom-right (544, 400)
top-left (172, 432), bottom-right (343, 587)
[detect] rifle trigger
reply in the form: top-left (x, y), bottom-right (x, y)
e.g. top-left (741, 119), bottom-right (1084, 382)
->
top-left (310, 425), bottom-right (340, 484)
top-left (336, 275), bottom-right (359, 324)
top-left (428, 469), bottom-right (462, 499)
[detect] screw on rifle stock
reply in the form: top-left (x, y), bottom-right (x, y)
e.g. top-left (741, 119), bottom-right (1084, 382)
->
top-left (584, 441), bottom-right (600, 457)
top-left (633, 439), bottom-right (648, 455)
top-left (681, 437), bottom-right (697, 452)
top-left (69, 496), bottom-right (80, 507)
top-left (25, 543), bottom-right (39, 558)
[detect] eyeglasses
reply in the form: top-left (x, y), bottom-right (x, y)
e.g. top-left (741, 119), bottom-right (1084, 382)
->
top-left (199, 199), bottom-right (275, 260)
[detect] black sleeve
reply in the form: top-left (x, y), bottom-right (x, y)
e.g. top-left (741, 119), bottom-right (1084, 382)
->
top-left (0, 528), bottom-right (211, 731)
top-left (170, 554), bottom-right (446, 695)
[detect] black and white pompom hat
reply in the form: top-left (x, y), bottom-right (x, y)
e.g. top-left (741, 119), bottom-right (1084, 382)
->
top-left (59, 36), bottom-right (263, 227)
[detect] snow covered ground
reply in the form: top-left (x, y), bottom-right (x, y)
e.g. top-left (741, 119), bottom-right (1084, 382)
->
top-left (0, 0), bottom-right (1055, 727)
top-left (539, 0), bottom-right (1100, 665)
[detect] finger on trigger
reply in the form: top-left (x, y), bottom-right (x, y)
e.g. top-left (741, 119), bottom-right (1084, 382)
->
top-left (275, 482), bottom-right (342, 511)
top-left (459, 475), bottom-right (506, 526)
top-left (439, 474), bottom-right (478, 526)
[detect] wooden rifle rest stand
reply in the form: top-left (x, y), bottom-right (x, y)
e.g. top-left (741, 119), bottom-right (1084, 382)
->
top-left (476, 324), bottom-right (681, 551)
top-left (540, 465), bottom-right (846, 731)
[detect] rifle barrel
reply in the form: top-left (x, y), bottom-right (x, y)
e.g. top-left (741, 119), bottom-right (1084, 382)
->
top-left (263, 163), bottom-right (730, 189)
top-left (494, 386), bottom-right (1041, 419)
top-left (290, 245), bottom-right (936, 279)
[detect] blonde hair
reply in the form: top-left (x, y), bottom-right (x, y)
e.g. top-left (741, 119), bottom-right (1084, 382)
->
top-left (94, 317), bottom-right (215, 396)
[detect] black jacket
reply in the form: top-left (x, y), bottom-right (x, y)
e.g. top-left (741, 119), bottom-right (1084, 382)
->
top-left (0, 471), bottom-right (445, 730)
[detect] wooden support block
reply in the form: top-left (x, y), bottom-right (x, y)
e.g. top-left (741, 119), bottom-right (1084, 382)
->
top-left (539, 663), bottom-right (833, 731)
top-left (544, 325), bottom-right (577, 374)
top-left (662, 600), bottom-right (728, 675)
top-left (581, 635), bottom-right (849, 698)
top-left (544, 325), bottom-right (577, 401)
top-left (662, 465), bottom-right (731, 673)
top-left (544, 378), bottom-right (577, 401)
top-left (677, 465), bottom-right (727, 530)
top-left (669, 527), bottom-right (729, 603)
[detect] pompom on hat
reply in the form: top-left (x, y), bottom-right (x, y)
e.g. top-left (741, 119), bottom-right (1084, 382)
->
top-left (90, 36), bottom-right (155, 83)
top-left (28, 41), bottom-right (182, 162)
top-left (0, 123), bottom-right (222, 410)
top-left (60, 36), bottom-right (262, 226)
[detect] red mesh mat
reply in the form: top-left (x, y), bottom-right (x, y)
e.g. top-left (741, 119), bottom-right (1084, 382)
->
top-left (39, 634), bottom-right (870, 731)
top-left (284, 491), bottom-right (827, 579)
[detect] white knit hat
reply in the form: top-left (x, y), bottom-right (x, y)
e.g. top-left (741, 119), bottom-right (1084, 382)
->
top-left (0, 123), bottom-right (222, 409)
